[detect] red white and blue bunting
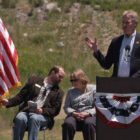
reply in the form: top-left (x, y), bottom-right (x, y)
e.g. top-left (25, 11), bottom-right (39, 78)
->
top-left (95, 95), bottom-right (140, 128)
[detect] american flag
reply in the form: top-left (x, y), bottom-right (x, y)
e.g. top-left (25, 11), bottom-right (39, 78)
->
top-left (0, 18), bottom-right (20, 96)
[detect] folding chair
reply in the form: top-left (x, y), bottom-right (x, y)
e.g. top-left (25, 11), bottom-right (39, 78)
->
top-left (40, 126), bottom-right (47, 140)
top-left (12, 124), bottom-right (47, 140)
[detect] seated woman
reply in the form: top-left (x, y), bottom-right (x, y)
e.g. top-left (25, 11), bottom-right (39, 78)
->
top-left (62, 69), bottom-right (96, 140)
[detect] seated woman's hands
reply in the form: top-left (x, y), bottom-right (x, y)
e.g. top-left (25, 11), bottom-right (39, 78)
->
top-left (72, 111), bottom-right (90, 121)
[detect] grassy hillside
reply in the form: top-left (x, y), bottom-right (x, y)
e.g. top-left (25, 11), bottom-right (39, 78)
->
top-left (0, 0), bottom-right (140, 139)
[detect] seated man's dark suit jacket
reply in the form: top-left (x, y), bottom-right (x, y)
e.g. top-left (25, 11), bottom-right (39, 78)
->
top-left (94, 33), bottom-right (140, 77)
top-left (6, 75), bottom-right (64, 129)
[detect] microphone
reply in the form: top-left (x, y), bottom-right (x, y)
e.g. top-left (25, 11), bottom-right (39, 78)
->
top-left (124, 45), bottom-right (130, 62)
top-left (125, 45), bottom-right (130, 52)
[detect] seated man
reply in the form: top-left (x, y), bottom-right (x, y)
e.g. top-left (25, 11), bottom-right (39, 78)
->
top-left (62, 69), bottom-right (96, 140)
top-left (1, 65), bottom-right (65, 140)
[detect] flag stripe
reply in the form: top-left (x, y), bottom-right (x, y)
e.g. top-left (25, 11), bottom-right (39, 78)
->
top-left (0, 18), bottom-right (20, 96)
top-left (0, 86), bottom-right (5, 95)
top-left (3, 59), bottom-right (15, 86)
top-left (0, 31), bottom-right (19, 81)
top-left (0, 62), bottom-right (12, 88)
top-left (0, 53), bottom-right (12, 87)
top-left (0, 42), bottom-right (18, 86)
top-left (0, 77), bottom-right (8, 94)
top-left (0, 21), bottom-right (15, 57)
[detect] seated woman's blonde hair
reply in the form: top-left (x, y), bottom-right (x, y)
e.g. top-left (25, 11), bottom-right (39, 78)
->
top-left (70, 69), bottom-right (89, 85)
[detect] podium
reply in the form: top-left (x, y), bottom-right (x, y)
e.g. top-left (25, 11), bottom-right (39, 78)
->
top-left (96, 77), bottom-right (140, 140)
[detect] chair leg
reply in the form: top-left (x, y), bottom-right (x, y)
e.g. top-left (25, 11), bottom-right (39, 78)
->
top-left (43, 129), bottom-right (46, 140)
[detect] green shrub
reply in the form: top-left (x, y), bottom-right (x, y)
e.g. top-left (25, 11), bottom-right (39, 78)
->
top-left (28, 0), bottom-right (44, 7)
top-left (1, 0), bottom-right (18, 8)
